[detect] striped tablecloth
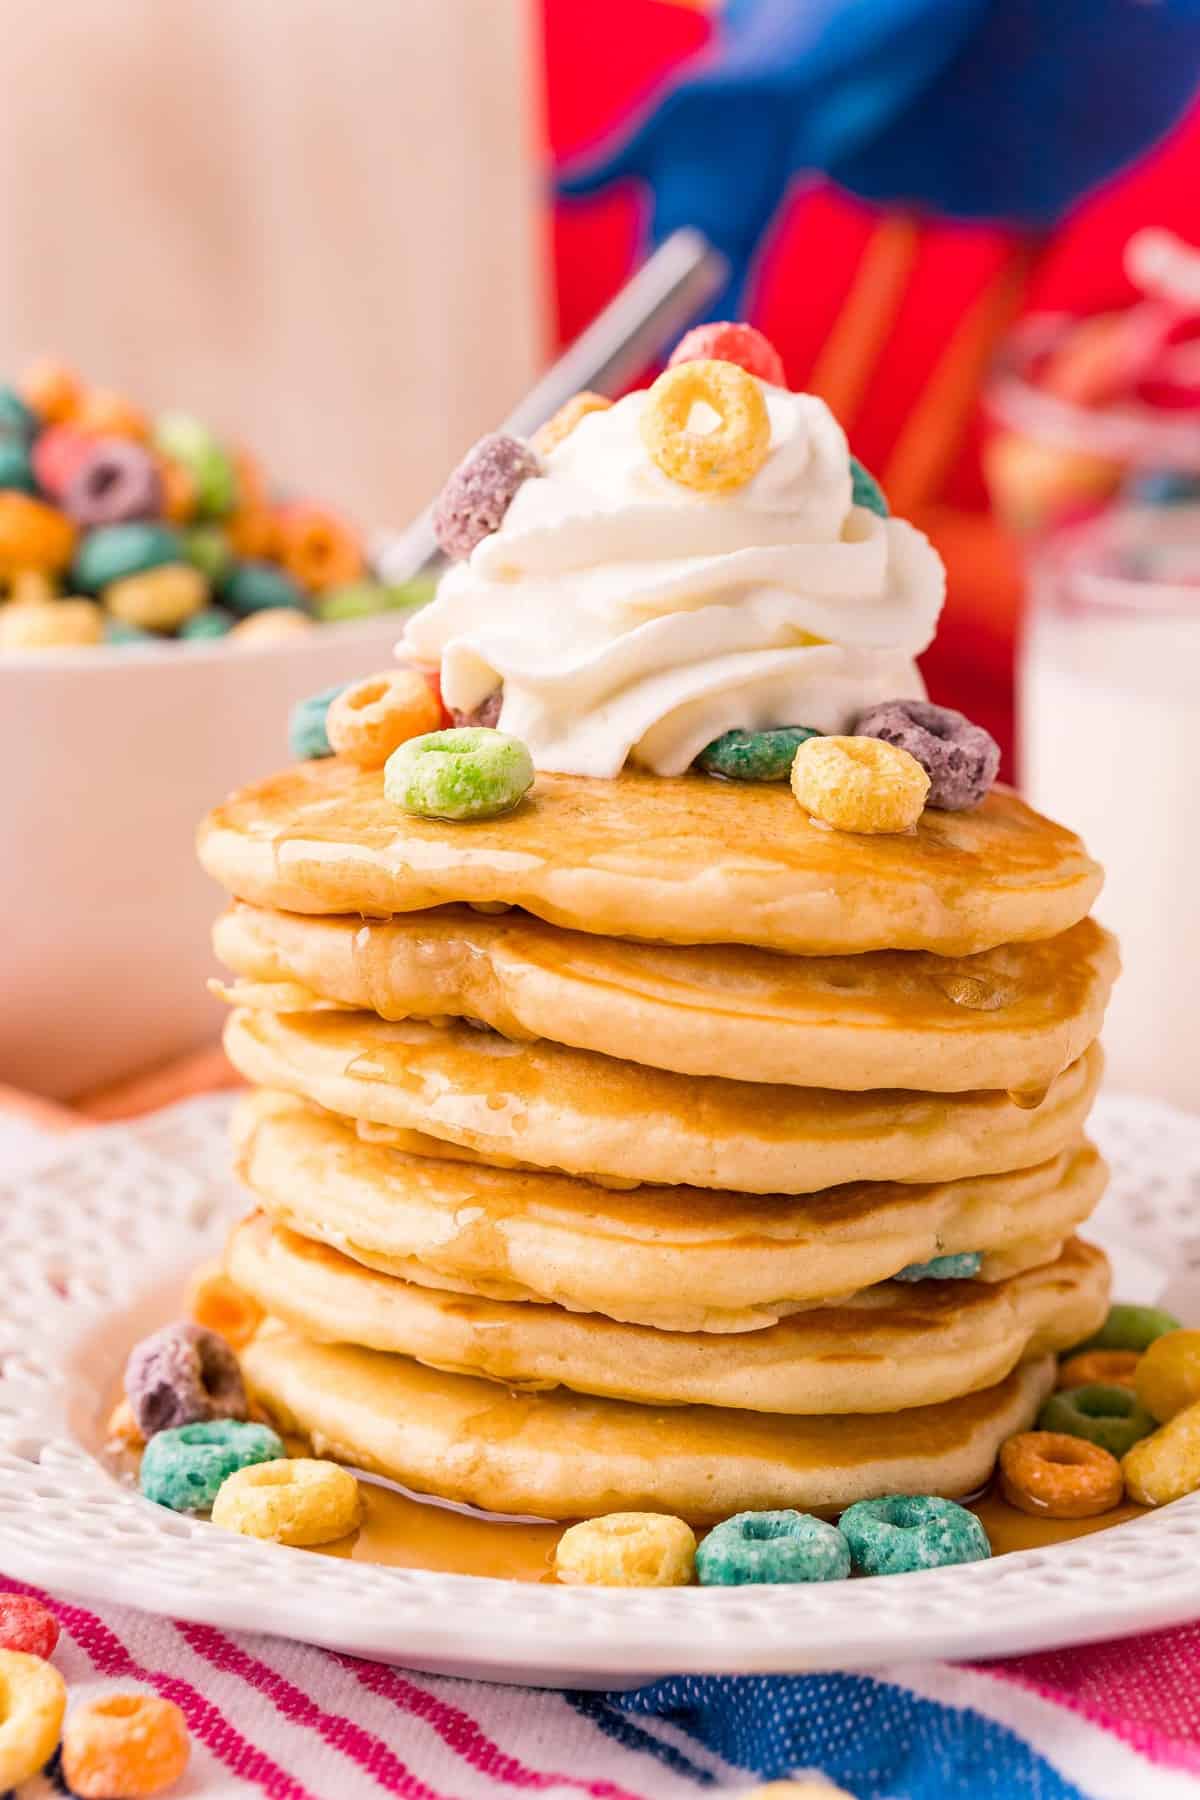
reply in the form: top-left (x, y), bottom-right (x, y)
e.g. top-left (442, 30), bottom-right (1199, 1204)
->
top-left (3, 1074), bottom-right (1197, 1800)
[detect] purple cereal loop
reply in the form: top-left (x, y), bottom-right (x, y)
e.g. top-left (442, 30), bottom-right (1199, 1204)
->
top-left (853, 699), bottom-right (1000, 811)
top-left (124, 1320), bottom-right (247, 1438)
top-left (451, 688), bottom-right (503, 729)
top-left (62, 438), bottom-right (163, 526)
top-left (432, 433), bottom-right (541, 560)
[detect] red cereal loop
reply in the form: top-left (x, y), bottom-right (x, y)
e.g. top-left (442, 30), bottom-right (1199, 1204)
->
top-left (668, 322), bottom-right (787, 388)
top-left (0, 1593), bottom-right (59, 1660)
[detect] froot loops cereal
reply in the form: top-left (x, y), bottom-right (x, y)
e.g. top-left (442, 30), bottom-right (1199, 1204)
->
top-left (326, 668), bottom-right (445, 769)
top-left (532, 391), bottom-right (612, 456)
top-left (791, 734), bottom-right (930, 834)
top-left (1136, 1329), bottom-right (1200, 1422)
top-left (696, 1511), bottom-right (850, 1585)
top-left (62, 1692), bottom-right (190, 1798)
top-left (0, 1649), bottom-right (66, 1790)
top-left (668, 321), bottom-right (787, 388)
top-left (839, 1495), bottom-right (989, 1575)
top-left (853, 698), bottom-right (1000, 812)
top-left (384, 727), bottom-right (535, 821)
top-left (125, 1321), bottom-right (248, 1438)
top-left (1057, 1349), bottom-right (1140, 1391)
top-left (640, 358), bottom-right (771, 494)
top-left (0, 1593), bottom-right (58, 1660)
top-left (184, 1263), bottom-right (264, 1351)
top-left (1123, 1400), bottom-right (1200, 1506)
top-left (433, 432), bottom-right (542, 561)
top-left (999, 1431), bottom-right (1124, 1519)
top-left (555, 1513), bottom-right (697, 1587)
top-left (0, 357), bottom-right (419, 650)
top-left (212, 1457), bottom-right (362, 1546)
top-left (1037, 1383), bottom-right (1156, 1459)
top-left (140, 1418), bottom-right (284, 1513)
top-left (697, 725), bottom-right (821, 782)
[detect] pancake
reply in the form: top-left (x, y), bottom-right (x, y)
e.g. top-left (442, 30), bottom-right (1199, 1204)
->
top-left (224, 1007), bottom-right (1104, 1195)
top-left (241, 1328), bottom-right (1056, 1520)
top-left (197, 760), bottom-right (1103, 957)
top-left (214, 904), bottom-right (1117, 1095)
top-left (230, 1215), bottom-right (1108, 1416)
top-left (234, 1092), bottom-right (1107, 1330)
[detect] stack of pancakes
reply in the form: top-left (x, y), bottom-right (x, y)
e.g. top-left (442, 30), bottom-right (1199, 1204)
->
top-left (199, 759), bottom-right (1117, 1523)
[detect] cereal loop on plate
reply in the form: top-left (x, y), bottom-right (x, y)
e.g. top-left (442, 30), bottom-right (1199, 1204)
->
top-left (140, 1418), bottom-right (284, 1513)
top-left (1075, 1301), bottom-right (1181, 1354)
top-left (791, 735), bottom-right (929, 834)
top-left (1135, 1330), bottom-right (1200, 1422)
top-left (1057, 1349), bottom-right (1140, 1391)
top-left (1037, 1383), bottom-right (1156, 1458)
top-left (555, 1513), bottom-right (696, 1587)
top-left (212, 1458), bottom-right (362, 1546)
top-left (327, 669), bottom-right (443, 769)
top-left (62, 1693), bottom-right (190, 1798)
top-left (185, 1263), bottom-right (264, 1350)
top-left (533, 391), bottom-right (612, 457)
top-left (640, 359), bottom-right (770, 494)
top-left (696, 1510), bottom-right (849, 1585)
top-left (1123, 1399), bottom-right (1200, 1506)
top-left (999, 1430), bottom-right (1123, 1518)
top-left (839, 1495), bottom-right (989, 1575)
top-left (0, 1650), bottom-right (66, 1790)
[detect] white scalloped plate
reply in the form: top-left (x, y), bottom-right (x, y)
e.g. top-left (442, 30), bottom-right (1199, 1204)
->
top-left (2, 1091), bottom-right (1200, 1688)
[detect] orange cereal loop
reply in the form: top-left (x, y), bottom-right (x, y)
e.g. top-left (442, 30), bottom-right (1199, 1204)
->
top-left (186, 1262), bottom-right (263, 1349)
top-left (792, 735), bottom-right (929, 834)
top-left (1057, 1349), bottom-right (1141, 1391)
top-left (640, 359), bottom-right (771, 494)
top-left (20, 356), bottom-right (83, 423)
top-left (999, 1430), bottom-right (1123, 1519)
top-left (231, 445), bottom-right (268, 512)
top-left (158, 455), bottom-right (198, 524)
top-left (227, 508), bottom-right (279, 560)
top-left (533, 391), bottom-right (612, 457)
top-left (6, 569), bottom-right (57, 606)
top-left (0, 494), bottom-right (76, 577)
top-left (106, 1397), bottom-right (145, 1448)
top-left (74, 387), bottom-right (150, 441)
top-left (277, 504), bottom-right (365, 593)
top-left (327, 668), bottom-right (443, 768)
top-left (62, 1693), bottom-right (190, 1798)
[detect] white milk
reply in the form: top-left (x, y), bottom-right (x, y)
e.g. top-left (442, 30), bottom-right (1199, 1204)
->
top-left (1020, 511), bottom-right (1200, 1111)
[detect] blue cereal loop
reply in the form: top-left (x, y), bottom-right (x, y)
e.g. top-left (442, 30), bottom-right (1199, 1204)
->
top-left (140, 1419), bottom-right (284, 1513)
top-left (850, 457), bottom-right (888, 517)
top-left (696, 1510), bottom-right (850, 1585)
top-left (894, 1252), bottom-right (983, 1282)
top-left (289, 684), bottom-right (347, 760)
top-left (840, 1494), bottom-right (990, 1575)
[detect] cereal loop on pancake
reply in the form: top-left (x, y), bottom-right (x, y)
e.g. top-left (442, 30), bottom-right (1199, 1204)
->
top-left (792, 735), bottom-right (929, 834)
top-left (1000, 1430), bottom-right (1123, 1518)
top-left (327, 669), bottom-right (443, 769)
top-left (212, 1457), bottom-right (362, 1545)
top-left (556, 1512), bottom-right (696, 1587)
top-left (640, 360), bottom-right (770, 494)
top-left (532, 391), bottom-right (611, 457)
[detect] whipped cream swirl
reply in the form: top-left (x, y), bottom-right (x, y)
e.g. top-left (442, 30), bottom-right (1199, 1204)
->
top-left (403, 386), bottom-right (945, 777)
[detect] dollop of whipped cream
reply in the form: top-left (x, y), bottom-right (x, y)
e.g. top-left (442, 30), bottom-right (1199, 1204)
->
top-left (403, 385), bottom-right (945, 777)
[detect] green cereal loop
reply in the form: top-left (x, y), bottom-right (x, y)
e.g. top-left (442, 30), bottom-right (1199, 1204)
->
top-left (0, 385), bottom-right (37, 443)
top-left (695, 1509), bottom-right (850, 1585)
top-left (698, 726), bottom-right (822, 782)
top-left (289, 684), bottom-right (346, 760)
top-left (180, 607), bottom-right (235, 641)
top-left (222, 560), bottom-right (305, 616)
top-left (894, 1252), bottom-right (983, 1283)
top-left (1038, 1383), bottom-right (1157, 1458)
top-left (0, 440), bottom-right (35, 493)
top-left (154, 412), bottom-right (237, 518)
top-left (840, 1494), bottom-right (990, 1576)
top-left (183, 525), bottom-right (233, 586)
top-left (139, 1419), bottom-right (284, 1514)
top-left (384, 727), bottom-right (535, 821)
top-left (1072, 1302), bottom-right (1182, 1355)
top-left (850, 456), bottom-right (889, 517)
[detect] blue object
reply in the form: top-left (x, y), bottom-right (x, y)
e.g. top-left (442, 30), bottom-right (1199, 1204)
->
top-left (894, 1251), bottom-right (983, 1282)
top-left (696, 1510), bottom-right (851, 1585)
top-left (851, 456), bottom-right (888, 516)
top-left (289, 684), bottom-right (346, 761)
top-left (560, 0), bottom-right (1200, 317)
top-left (840, 1494), bottom-right (991, 1575)
top-left (1124, 468), bottom-right (1200, 508)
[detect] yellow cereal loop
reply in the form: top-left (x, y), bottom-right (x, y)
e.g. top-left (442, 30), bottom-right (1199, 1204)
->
top-left (327, 669), bottom-right (443, 769)
top-left (555, 1512), bottom-right (696, 1587)
top-left (0, 1649), bottom-right (67, 1789)
top-left (0, 599), bottom-right (103, 650)
top-left (1136, 1330), bottom-right (1200, 1422)
top-left (640, 360), bottom-right (771, 494)
top-left (212, 1457), bottom-right (362, 1545)
top-left (1122, 1400), bottom-right (1200, 1505)
top-left (230, 608), bottom-right (315, 644)
top-left (791, 735), bottom-right (930, 834)
top-left (105, 564), bottom-right (207, 631)
top-left (186, 1262), bottom-right (264, 1350)
top-left (532, 391), bottom-right (612, 457)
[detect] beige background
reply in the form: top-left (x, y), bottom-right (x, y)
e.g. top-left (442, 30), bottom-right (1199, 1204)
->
top-left (0, 0), bottom-right (546, 530)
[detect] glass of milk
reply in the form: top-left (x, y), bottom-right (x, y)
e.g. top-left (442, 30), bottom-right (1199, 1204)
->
top-left (1020, 505), bottom-right (1200, 1111)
